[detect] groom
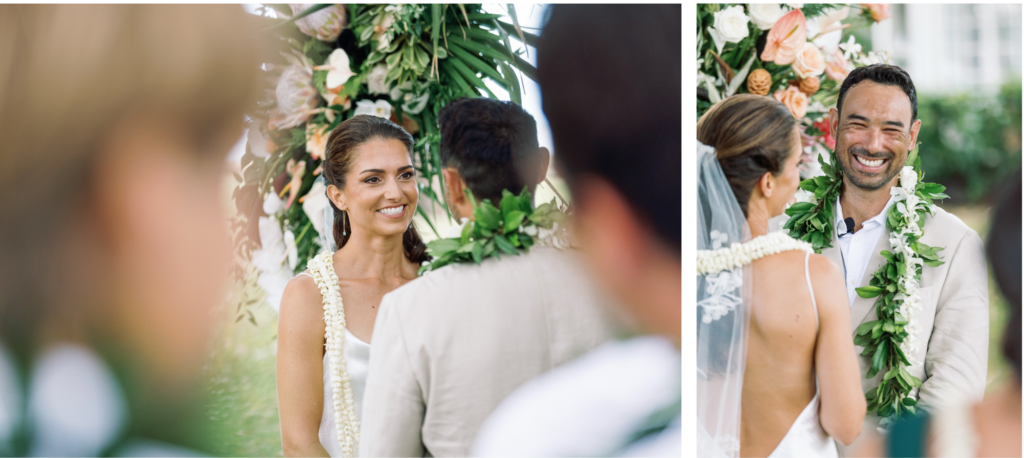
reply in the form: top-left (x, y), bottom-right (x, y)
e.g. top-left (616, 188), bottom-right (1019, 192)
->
top-left (359, 97), bottom-right (620, 457)
top-left (779, 64), bottom-right (988, 448)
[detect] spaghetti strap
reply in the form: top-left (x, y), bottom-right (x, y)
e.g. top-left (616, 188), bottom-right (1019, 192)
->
top-left (805, 252), bottom-right (819, 331)
top-left (296, 271), bottom-right (314, 279)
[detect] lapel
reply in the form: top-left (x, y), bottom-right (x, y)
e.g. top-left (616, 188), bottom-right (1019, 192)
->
top-left (820, 222), bottom-right (845, 277)
top-left (849, 223), bottom-right (892, 330)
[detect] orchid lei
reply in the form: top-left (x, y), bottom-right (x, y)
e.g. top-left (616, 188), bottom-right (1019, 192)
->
top-left (782, 149), bottom-right (949, 424)
top-left (418, 188), bottom-right (571, 275)
top-left (307, 253), bottom-right (360, 458)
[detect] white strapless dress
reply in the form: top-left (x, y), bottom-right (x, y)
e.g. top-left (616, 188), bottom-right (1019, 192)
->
top-left (318, 328), bottom-right (370, 457)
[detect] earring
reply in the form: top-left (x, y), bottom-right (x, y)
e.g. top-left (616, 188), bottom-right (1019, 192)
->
top-left (342, 211), bottom-right (348, 236)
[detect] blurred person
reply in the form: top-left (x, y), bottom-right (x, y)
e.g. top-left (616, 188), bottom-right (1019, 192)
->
top-left (358, 97), bottom-right (620, 457)
top-left (470, 5), bottom-right (684, 456)
top-left (276, 115), bottom-right (429, 457)
top-left (695, 95), bottom-right (864, 457)
top-left (771, 65), bottom-right (990, 453)
top-left (0, 5), bottom-right (261, 456)
top-left (851, 170), bottom-right (1021, 458)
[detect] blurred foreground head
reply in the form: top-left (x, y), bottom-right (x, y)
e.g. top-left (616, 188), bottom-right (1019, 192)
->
top-left (988, 170), bottom-right (1022, 383)
top-left (0, 3), bottom-right (260, 449)
top-left (537, 5), bottom-right (681, 344)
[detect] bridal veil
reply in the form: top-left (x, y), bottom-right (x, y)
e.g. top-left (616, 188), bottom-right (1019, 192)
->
top-left (696, 141), bottom-right (752, 458)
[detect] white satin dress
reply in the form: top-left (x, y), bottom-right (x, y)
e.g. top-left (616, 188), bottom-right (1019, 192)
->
top-left (297, 270), bottom-right (371, 457)
top-left (318, 329), bottom-right (370, 457)
top-left (766, 252), bottom-right (838, 458)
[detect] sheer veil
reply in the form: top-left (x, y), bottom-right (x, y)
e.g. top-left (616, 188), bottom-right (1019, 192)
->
top-left (696, 141), bottom-right (752, 458)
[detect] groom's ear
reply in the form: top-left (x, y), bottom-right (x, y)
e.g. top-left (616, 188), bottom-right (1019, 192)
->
top-left (829, 107), bottom-right (840, 139)
top-left (442, 167), bottom-right (466, 205)
top-left (909, 118), bottom-right (922, 152)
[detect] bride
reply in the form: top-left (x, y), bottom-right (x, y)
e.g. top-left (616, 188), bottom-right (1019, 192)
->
top-left (276, 115), bottom-right (429, 457)
top-left (696, 94), bottom-right (866, 457)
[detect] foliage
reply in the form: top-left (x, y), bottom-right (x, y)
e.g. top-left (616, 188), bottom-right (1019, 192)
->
top-left (916, 81), bottom-right (1023, 204)
top-left (785, 150), bottom-right (950, 422)
top-left (419, 188), bottom-right (567, 274)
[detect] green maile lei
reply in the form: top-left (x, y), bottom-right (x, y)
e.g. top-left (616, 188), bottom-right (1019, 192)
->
top-left (783, 148), bottom-right (949, 424)
top-left (418, 188), bottom-right (568, 275)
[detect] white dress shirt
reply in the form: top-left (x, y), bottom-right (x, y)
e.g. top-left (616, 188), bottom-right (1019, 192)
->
top-left (835, 196), bottom-right (895, 307)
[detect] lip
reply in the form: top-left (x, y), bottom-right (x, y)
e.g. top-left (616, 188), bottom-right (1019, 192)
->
top-left (376, 204), bottom-right (406, 219)
top-left (851, 153), bottom-right (890, 174)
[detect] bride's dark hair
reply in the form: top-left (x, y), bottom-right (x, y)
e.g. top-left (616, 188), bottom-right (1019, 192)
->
top-left (322, 115), bottom-right (430, 264)
top-left (696, 94), bottom-right (800, 217)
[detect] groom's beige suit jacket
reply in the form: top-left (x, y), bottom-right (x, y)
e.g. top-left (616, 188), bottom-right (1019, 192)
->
top-left (359, 245), bottom-right (621, 457)
top-left (775, 204), bottom-right (989, 449)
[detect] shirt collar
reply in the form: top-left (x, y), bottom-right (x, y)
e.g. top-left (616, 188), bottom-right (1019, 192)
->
top-left (835, 195), bottom-right (896, 236)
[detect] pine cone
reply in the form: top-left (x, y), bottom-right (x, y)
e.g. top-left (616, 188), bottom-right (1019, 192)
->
top-left (746, 68), bottom-right (772, 96)
top-left (799, 76), bottom-right (820, 96)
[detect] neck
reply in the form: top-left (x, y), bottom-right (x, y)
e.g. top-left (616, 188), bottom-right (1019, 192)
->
top-left (746, 203), bottom-right (770, 238)
top-left (839, 178), bottom-right (895, 231)
top-left (334, 229), bottom-right (410, 281)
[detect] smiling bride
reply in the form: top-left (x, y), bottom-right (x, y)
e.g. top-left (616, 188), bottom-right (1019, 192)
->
top-left (276, 115), bottom-right (430, 458)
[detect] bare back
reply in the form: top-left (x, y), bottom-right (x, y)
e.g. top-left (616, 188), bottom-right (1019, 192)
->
top-left (741, 250), bottom-right (819, 457)
top-left (740, 248), bottom-right (865, 456)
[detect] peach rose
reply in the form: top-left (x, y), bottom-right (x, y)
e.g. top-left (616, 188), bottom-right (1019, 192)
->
top-left (774, 86), bottom-right (808, 119)
top-left (761, 9), bottom-right (807, 65)
top-left (863, 4), bottom-right (891, 22)
top-left (793, 42), bottom-right (826, 78)
top-left (824, 49), bottom-right (851, 82)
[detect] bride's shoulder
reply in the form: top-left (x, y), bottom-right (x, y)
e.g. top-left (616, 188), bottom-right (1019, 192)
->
top-left (280, 271), bottom-right (324, 316)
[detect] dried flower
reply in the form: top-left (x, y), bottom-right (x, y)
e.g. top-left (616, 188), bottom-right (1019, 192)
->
top-left (746, 68), bottom-right (772, 96)
top-left (290, 4), bottom-right (347, 42)
top-left (799, 75), bottom-right (820, 96)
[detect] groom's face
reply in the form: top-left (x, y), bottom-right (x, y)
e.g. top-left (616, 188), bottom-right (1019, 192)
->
top-left (831, 81), bottom-right (921, 192)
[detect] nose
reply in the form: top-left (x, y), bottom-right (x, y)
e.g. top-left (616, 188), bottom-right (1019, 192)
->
top-left (866, 126), bottom-right (886, 154)
top-left (383, 177), bottom-right (401, 200)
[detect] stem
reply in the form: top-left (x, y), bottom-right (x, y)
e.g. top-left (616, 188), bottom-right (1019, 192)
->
top-left (545, 178), bottom-right (569, 208)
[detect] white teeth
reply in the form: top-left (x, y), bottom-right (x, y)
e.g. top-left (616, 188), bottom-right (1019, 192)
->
top-left (378, 205), bottom-right (404, 215)
top-left (856, 156), bottom-right (884, 167)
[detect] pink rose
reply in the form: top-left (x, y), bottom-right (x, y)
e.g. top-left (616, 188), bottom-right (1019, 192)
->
top-left (863, 4), bottom-right (891, 22)
top-left (824, 50), bottom-right (851, 82)
top-left (793, 42), bottom-right (826, 78)
top-left (774, 86), bottom-right (808, 119)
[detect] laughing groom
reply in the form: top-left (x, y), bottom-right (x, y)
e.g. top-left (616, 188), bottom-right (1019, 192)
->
top-left (778, 64), bottom-right (988, 449)
top-left (359, 97), bottom-right (620, 457)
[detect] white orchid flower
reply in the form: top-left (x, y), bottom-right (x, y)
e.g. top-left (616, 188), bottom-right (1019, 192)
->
top-left (301, 180), bottom-right (330, 243)
top-left (353, 99), bottom-right (392, 119)
top-left (839, 35), bottom-right (861, 60)
top-left (315, 49), bottom-right (356, 90)
top-left (366, 64), bottom-right (390, 95)
top-left (263, 191), bottom-right (286, 216)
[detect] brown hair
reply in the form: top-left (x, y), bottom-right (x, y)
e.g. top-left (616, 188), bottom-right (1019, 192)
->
top-left (322, 115), bottom-right (430, 264)
top-left (0, 5), bottom-right (262, 356)
top-left (696, 94), bottom-right (800, 217)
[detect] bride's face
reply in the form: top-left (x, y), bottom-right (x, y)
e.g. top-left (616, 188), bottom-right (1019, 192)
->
top-left (333, 137), bottom-right (418, 238)
top-left (767, 128), bottom-right (805, 218)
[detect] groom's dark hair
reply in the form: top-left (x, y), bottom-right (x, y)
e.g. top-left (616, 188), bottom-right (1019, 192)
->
top-left (437, 97), bottom-right (541, 204)
top-left (837, 64), bottom-right (918, 123)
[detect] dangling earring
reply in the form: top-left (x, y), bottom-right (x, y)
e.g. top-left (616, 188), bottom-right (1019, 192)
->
top-left (342, 211), bottom-right (348, 236)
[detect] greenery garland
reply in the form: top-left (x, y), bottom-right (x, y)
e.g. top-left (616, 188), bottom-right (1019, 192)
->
top-left (783, 149), bottom-right (949, 423)
top-left (419, 188), bottom-right (568, 274)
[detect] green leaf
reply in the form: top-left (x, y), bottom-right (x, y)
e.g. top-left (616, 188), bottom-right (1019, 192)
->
top-left (883, 321), bottom-right (896, 333)
top-left (856, 321), bottom-right (877, 336)
top-left (500, 189), bottom-right (518, 217)
top-left (857, 286), bottom-right (883, 298)
top-left (447, 40), bottom-right (504, 81)
top-left (871, 322), bottom-right (884, 339)
top-left (854, 333), bottom-right (872, 346)
top-left (475, 201), bottom-right (502, 230)
top-left (504, 211), bottom-right (526, 232)
top-left (471, 240), bottom-right (484, 264)
top-left (493, 234), bottom-right (518, 255)
top-left (426, 238), bottom-right (461, 255)
top-left (448, 55), bottom-right (498, 98)
top-left (871, 342), bottom-right (890, 374)
top-left (460, 221), bottom-right (473, 245)
top-left (789, 202), bottom-right (815, 213)
top-left (903, 397), bottom-right (918, 407)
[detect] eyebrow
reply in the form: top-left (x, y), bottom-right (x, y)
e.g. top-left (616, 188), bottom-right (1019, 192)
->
top-left (846, 113), bottom-right (905, 128)
top-left (360, 165), bottom-right (415, 174)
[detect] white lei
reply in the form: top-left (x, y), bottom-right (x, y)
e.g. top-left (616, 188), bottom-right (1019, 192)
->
top-left (307, 252), bottom-right (360, 458)
top-left (697, 231), bottom-right (812, 323)
top-left (697, 231), bottom-right (813, 276)
top-left (888, 166), bottom-right (927, 368)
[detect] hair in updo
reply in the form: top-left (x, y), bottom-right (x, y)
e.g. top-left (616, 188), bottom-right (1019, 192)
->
top-left (696, 94), bottom-right (800, 217)
top-left (321, 115), bottom-right (429, 264)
